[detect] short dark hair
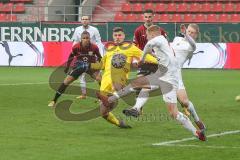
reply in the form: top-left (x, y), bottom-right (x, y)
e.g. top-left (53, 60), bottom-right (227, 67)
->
top-left (81, 31), bottom-right (90, 37)
top-left (144, 9), bottom-right (154, 14)
top-left (113, 27), bottom-right (124, 33)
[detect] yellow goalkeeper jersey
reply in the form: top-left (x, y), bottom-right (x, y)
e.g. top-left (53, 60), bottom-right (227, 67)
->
top-left (91, 42), bottom-right (157, 93)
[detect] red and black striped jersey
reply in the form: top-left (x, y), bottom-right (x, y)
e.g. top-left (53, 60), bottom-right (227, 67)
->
top-left (72, 42), bottom-right (101, 63)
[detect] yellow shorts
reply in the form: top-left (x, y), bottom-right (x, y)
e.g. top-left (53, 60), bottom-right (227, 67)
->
top-left (100, 76), bottom-right (126, 95)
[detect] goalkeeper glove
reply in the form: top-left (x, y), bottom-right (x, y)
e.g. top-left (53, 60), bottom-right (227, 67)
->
top-left (75, 61), bottom-right (90, 72)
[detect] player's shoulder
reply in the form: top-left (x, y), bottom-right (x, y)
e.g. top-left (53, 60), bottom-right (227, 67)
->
top-left (72, 42), bottom-right (81, 50)
top-left (74, 26), bottom-right (83, 31)
top-left (89, 25), bottom-right (99, 31)
top-left (135, 24), bottom-right (145, 32)
top-left (91, 43), bottom-right (99, 50)
top-left (152, 35), bottom-right (167, 42)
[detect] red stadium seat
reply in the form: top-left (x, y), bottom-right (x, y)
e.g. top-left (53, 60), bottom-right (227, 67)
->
top-left (125, 13), bottom-right (138, 22)
top-left (178, 3), bottom-right (188, 12)
top-left (121, 3), bottom-right (131, 13)
top-left (132, 3), bottom-right (143, 13)
top-left (230, 14), bottom-right (240, 22)
top-left (218, 14), bottom-right (229, 22)
top-left (189, 3), bottom-right (200, 12)
top-left (224, 3), bottom-right (234, 12)
top-left (212, 3), bottom-right (223, 12)
top-left (236, 3), bottom-right (240, 11)
top-left (158, 14), bottom-right (170, 22)
top-left (0, 14), bottom-right (6, 21)
top-left (201, 3), bottom-right (211, 12)
top-left (144, 3), bottom-right (155, 11)
top-left (183, 14), bottom-right (193, 22)
top-left (194, 14), bottom-right (206, 22)
top-left (171, 14), bottom-right (182, 22)
top-left (155, 3), bottom-right (166, 12)
top-left (14, 3), bottom-right (25, 12)
top-left (139, 14), bottom-right (144, 21)
top-left (166, 3), bottom-right (177, 12)
top-left (6, 14), bottom-right (17, 21)
top-left (206, 14), bottom-right (217, 22)
top-left (152, 14), bottom-right (159, 22)
top-left (114, 12), bottom-right (124, 22)
top-left (2, 3), bottom-right (14, 12)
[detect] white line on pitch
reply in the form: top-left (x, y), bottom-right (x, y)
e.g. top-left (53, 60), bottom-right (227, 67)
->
top-left (0, 81), bottom-right (96, 86)
top-left (0, 82), bottom-right (67, 86)
top-left (152, 130), bottom-right (240, 146)
top-left (164, 144), bottom-right (240, 149)
top-left (0, 82), bottom-right (48, 86)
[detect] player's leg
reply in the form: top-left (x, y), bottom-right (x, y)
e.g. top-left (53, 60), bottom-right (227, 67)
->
top-left (48, 75), bottom-right (76, 107)
top-left (131, 63), bottom-right (158, 115)
top-left (76, 73), bottom-right (87, 99)
top-left (98, 82), bottom-right (131, 128)
top-left (123, 88), bottom-right (151, 117)
top-left (177, 89), bottom-right (206, 130)
top-left (106, 76), bottom-right (151, 105)
top-left (48, 67), bottom-right (83, 107)
top-left (164, 90), bottom-right (206, 141)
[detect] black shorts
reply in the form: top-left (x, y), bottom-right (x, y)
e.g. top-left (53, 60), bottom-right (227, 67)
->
top-left (137, 63), bottom-right (158, 76)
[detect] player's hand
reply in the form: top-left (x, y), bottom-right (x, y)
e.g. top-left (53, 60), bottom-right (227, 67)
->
top-left (75, 61), bottom-right (90, 71)
top-left (64, 67), bottom-right (69, 74)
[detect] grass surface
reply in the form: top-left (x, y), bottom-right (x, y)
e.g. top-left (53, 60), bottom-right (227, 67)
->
top-left (0, 67), bottom-right (240, 160)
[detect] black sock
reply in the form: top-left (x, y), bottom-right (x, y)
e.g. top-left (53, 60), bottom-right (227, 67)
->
top-left (53, 83), bottom-right (68, 102)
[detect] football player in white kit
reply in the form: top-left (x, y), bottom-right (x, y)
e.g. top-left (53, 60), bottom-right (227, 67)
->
top-left (122, 24), bottom-right (206, 131)
top-left (173, 24), bottom-right (206, 130)
top-left (97, 25), bottom-right (206, 141)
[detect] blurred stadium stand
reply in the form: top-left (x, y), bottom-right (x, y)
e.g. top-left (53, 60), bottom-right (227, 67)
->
top-left (117, 0), bottom-right (240, 22)
top-left (0, 0), bottom-right (239, 22)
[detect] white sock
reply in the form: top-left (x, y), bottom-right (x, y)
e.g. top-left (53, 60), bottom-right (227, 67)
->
top-left (108, 84), bottom-right (135, 103)
top-left (176, 112), bottom-right (197, 136)
top-left (188, 101), bottom-right (200, 122)
top-left (132, 89), bottom-right (149, 111)
top-left (79, 73), bottom-right (86, 95)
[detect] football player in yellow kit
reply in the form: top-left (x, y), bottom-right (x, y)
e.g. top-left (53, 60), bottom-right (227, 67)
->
top-left (78, 27), bottom-right (157, 128)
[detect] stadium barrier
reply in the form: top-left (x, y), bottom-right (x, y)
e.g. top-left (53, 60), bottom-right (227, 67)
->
top-left (0, 22), bottom-right (239, 68)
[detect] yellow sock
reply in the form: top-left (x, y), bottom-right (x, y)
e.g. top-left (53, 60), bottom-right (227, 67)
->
top-left (104, 112), bottom-right (120, 126)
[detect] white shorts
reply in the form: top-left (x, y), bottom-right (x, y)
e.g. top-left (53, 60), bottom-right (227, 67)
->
top-left (146, 65), bottom-right (178, 103)
top-left (177, 69), bottom-right (185, 90)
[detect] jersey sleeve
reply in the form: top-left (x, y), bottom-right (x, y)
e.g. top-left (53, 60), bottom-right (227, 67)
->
top-left (71, 44), bottom-right (78, 56)
top-left (93, 45), bottom-right (102, 61)
top-left (133, 29), bottom-right (140, 48)
top-left (129, 45), bottom-right (142, 62)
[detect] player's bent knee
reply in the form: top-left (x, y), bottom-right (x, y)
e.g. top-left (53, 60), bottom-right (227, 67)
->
top-left (179, 99), bottom-right (189, 108)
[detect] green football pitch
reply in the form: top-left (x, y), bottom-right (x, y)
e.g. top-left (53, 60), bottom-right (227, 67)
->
top-left (0, 67), bottom-right (240, 160)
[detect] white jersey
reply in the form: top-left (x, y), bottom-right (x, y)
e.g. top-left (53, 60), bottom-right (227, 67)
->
top-left (143, 35), bottom-right (176, 68)
top-left (143, 35), bottom-right (178, 103)
top-left (72, 25), bottom-right (105, 56)
top-left (171, 35), bottom-right (196, 90)
top-left (171, 36), bottom-right (196, 67)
